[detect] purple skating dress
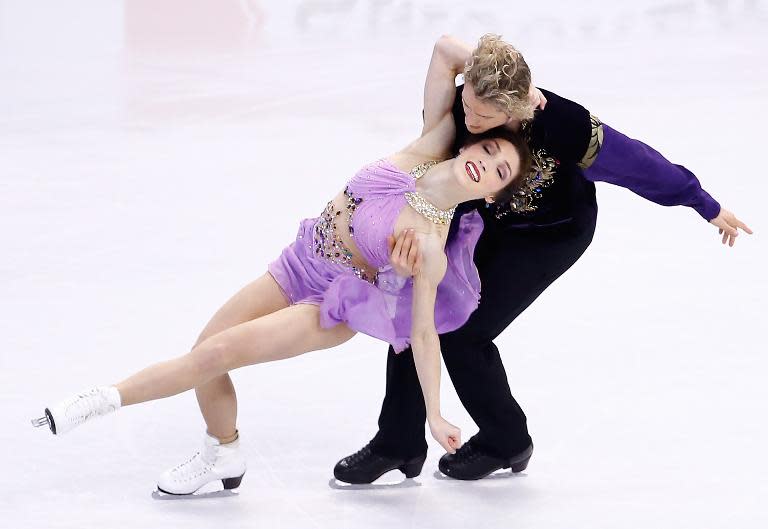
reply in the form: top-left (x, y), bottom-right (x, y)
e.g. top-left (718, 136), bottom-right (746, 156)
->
top-left (267, 158), bottom-right (483, 353)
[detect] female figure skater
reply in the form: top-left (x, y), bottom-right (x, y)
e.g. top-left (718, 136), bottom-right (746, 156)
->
top-left (31, 75), bottom-right (534, 494)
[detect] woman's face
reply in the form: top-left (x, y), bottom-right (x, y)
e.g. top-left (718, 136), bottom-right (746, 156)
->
top-left (461, 84), bottom-right (512, 133)
top-left (454, 137), bottom-right (522, 201)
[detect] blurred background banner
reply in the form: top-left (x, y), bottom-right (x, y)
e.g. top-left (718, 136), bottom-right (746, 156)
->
top-left (1, 1), bottom-right (766, 55)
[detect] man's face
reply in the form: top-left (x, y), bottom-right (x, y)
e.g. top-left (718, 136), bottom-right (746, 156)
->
top-left (461, 84), bottom-right (513, 133)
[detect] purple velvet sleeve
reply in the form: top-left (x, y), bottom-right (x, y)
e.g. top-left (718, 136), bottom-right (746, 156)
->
top-left (583, 124), bottom-right (721, 221)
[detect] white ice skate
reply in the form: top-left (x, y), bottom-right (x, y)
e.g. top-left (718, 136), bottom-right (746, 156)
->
top-left (31, 386), bottom-right (121, 435)
top-left (156, 432), bottom-right (247, 495)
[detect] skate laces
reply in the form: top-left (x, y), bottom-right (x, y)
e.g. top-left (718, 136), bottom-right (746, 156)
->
top-left (345, 442), bottom-right (374, 465)
top-left (173, 451), bottom-right (202, 471)
top-left (453, 441), bottom-right (481, 463)
top-left (170, 450), bottom-right (214, 482)
top-left (63, 388), bottom-right (117, 425)
top-left (169, 438), bottom-right (226, 481)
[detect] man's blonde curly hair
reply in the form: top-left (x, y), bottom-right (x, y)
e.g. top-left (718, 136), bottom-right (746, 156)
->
top-left (464, 34), bottom-right (535, 120)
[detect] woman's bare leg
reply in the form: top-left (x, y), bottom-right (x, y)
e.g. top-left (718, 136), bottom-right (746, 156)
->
top-left (189, 273), bottom-right (290, 439)
top-left (114, 304), bottom-right (354, 408)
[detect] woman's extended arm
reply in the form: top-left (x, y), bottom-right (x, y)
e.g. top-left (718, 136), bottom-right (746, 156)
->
top-left (423, 35), bottom-right (546, 137)
top-left (422, 35), bottom-right (472, 135)
top-left (413, 35), bottom-right (548, 159)
top-left (409, 233), bottom-right (461, 454)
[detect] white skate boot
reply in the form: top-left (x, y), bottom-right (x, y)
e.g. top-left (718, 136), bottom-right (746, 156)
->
top-left (31, 386), bottom-right (122, 435)
top-left (157, 432), bottom-right (247, 495)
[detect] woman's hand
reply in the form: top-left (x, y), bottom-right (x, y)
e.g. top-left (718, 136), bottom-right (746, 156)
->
top-left (428, 415), bottom-right (462, 454)
top-left (529, 86), bottom-right (547, 110)
top-left (387, 229), bottom-right (422, 277)
top-left (709, 208), bottom-right (753, 247)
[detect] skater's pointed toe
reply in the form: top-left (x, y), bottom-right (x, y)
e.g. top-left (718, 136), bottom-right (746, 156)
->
top-left (33, 387), bottom-right (121, 436)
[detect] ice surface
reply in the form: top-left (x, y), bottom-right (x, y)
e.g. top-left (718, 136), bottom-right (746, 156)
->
top-left (1, 1), bottom-right (767, 528)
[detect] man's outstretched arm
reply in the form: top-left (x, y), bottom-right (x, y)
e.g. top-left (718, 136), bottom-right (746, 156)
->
top-left (581, 119), bottom-right (752, 246)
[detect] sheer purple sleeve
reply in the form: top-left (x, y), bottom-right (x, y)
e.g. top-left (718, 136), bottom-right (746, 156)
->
top-left (583, 124), bottom-right (721, 221)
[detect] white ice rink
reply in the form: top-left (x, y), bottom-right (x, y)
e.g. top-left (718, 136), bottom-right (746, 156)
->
top-left (2, 1), bottom-right (767, 528)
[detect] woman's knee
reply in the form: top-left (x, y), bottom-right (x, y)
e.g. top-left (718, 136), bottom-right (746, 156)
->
top-left (189, 339), bottom-right (234, 378)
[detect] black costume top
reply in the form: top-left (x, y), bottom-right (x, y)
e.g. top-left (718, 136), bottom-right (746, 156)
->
top-left (449, 85), bottom-right (720, 231)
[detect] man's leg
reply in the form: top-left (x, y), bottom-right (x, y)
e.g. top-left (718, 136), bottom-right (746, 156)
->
top-left (442, 229), bottom-right (593, 454)
top-left (332, 344), bottom-right (429, 484)
top-left (368, 267), bottom-right (549, 459)
top-left (333, 167), bottom-right (597, 481)
top-left (370, 344), bottom-right (429, 457)
top-left (375, 215), bottom-right (594, 435)
top-left (433, 209), bottom-right (597, 478)
top-left (442, 340), bottom-right (531, 457)
top-left (333, 214), bottom-right (596, 483)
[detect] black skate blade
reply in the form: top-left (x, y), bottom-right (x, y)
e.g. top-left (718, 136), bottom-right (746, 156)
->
top-left (154, 485), bottom-right (240, 500)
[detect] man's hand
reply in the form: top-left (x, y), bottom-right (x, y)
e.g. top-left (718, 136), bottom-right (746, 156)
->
top-left (387, 229), bottom-right (422, 277)
top-left (710, 208), bottom-right (753, 247)
top-left (529, 86), bottom-right (547, 110)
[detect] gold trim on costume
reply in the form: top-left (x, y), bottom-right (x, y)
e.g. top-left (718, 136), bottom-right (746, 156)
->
top-left (494, 121), bottom-right (558, 218)
top-left (578, 114), bottom-right (604, 169)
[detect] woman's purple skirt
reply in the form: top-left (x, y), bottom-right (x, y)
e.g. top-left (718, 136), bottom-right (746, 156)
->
top-left (268, 212), bottom-right (484, 353)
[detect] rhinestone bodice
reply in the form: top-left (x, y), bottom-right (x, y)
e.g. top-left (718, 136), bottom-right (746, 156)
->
top-left (312, 158), bottom-right (443, 281)
top-left (278, 157), bottom-right (484, 354)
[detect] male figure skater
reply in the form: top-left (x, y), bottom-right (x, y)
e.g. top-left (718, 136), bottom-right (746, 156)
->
top-left (333, 34), bottom-right (751, 483)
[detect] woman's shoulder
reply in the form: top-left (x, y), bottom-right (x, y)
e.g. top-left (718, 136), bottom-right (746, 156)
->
top-left (348, 158), bottom-right (417, 194)
top-left (384, 152), bottom-right (420, 174)
top-left (390, 134), bottom-right (452, 170)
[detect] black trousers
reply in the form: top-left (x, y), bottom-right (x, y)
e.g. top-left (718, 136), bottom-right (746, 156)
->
top-left (370, 181), bottom-right (598, 459)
